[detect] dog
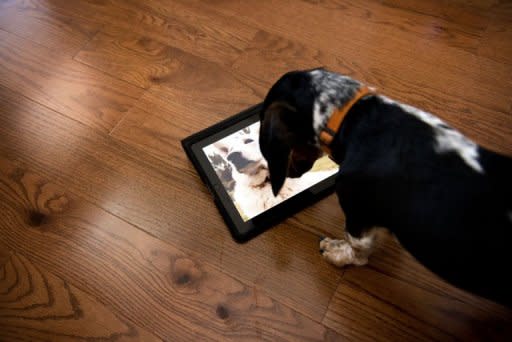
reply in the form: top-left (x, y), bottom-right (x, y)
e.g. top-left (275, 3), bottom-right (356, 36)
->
top-left (259, 68), bottom-right (512, 306)
top-left (208, 123), bottom-right (336, 219)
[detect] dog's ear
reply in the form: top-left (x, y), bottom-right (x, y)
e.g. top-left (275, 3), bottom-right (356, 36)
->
top-left (260, 102), bottom-right (296, 196)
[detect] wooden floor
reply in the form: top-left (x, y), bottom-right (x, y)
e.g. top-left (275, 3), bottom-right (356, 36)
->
top-left (1, 0), bottom-right (511, 340)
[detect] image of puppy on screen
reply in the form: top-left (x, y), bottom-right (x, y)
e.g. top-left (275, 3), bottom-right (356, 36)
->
top-left (204, 122), bottom-right (338, 221)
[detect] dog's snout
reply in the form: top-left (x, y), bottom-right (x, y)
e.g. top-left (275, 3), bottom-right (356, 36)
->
top-left (227, 152), bottom-right (242, 163)
top-left (227, 152), bottom-right (251, 170)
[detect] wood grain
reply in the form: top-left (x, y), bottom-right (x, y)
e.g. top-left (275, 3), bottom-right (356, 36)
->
top-left (378, 0), bottom-right (491, 31)
top-left (41, 0), bottom-right (256, 67)
top-left (0, 156), bottom-right (341, 341)
top-left (324, 282), bottom-right (452, 341)
top-left (303, 0), bottom-right (488, 53)
top-left (195, 0), bottom-right (486, 56)
top-left (118, 0), bottom-right (258, 67)
top-left (76, 25), bottom-right (262, 117)
top-left (201, 0), bottom-right (512, 111)
top-left (0, 0), bottom-right (100, 55)
top-left (0, 85), bottom-right (344, 321)
top-left (1, 0), bottom-right (512, 339)
top-left (478, 2), bottom-right (512, 65)
top-left (0, 247), bottom-right (161, 341)
top-left (76, 26), bottom-right (189, 90)
top-left (0, 29), bottom-right (144, 133)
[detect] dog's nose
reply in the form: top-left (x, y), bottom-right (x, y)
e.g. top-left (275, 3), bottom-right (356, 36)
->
top-left (227, 152), bottom-right (242, 164)
top-left (227, 152), bottom-right (245, 169)
top-left (227, 152), bottom-right (251, 170)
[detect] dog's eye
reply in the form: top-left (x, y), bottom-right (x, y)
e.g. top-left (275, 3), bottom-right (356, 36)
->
top-left (220, 147), bottom-right (228, 153)
top-left (244, 139), bottom-right (254, 144)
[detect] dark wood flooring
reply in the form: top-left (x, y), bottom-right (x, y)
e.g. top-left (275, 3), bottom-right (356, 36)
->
top-left (1, 0), bottom-right (511, 340)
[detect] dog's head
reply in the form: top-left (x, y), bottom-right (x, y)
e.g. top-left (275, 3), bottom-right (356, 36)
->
top-left (259, 68), bottom-right (361, 195)
top-left (259, 70), bottom-right (322, 195)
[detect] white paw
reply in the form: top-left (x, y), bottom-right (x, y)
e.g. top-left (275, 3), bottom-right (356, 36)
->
top-left (319, 237), bottom-right (368, 267)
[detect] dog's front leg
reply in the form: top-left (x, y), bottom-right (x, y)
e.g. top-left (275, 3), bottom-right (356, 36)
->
top-left (319, 229), bottom-right (378, 267)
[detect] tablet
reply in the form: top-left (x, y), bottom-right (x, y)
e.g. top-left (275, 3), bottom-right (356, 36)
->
top-left (181, 103), bottom-right (339, 242)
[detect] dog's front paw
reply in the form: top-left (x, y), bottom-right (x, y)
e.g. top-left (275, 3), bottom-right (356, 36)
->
top-left (319, 237), bottom-right (367, 267)
top-left (319, 237), bottom-right (344, 253)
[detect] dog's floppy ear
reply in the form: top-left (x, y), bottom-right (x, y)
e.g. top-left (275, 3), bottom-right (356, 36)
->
top-left (260, 102), bottom-right (296, 196)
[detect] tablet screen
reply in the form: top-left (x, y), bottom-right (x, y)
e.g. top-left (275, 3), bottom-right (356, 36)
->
top-left (183, 103), bottom-right (339, 242)
top-left (202, 121), bottom-right (338, 221)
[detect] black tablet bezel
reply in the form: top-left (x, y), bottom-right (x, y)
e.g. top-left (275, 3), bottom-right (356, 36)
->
top-left (181, 103), bottom-right (337, 243)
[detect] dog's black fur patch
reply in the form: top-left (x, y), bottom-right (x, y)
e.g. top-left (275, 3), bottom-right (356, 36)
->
top-left (260, 70), bottom-right (512, 307)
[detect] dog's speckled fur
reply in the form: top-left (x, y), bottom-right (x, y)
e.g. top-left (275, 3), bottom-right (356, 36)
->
top-left (310, 69), bottom-right (362, 138)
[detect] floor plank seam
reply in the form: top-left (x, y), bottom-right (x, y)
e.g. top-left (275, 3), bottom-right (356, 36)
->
top-left (321, 267), bottom-right (347, 324)
top-left (0, 27), bottom-right (81, 58)
top-left (71, 23), bottom-right (105, 61)
top-left (70, 21), bottom-right (250, 92)
top-left (342, 277), bottom-right (460, 340)
top-left (364, 263), bottom-right (491, 312)
top-left (107, 100), bottom-right (146, 136)
top-left (70, 53), bottom-right (148, 92)
top-left (0, 38), bottom-right (146, 137)
top-left (0, 84), bottom-right (102, 136)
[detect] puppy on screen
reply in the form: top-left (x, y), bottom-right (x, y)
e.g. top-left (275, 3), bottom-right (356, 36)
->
top-left (207, 123), bottom-right (336, 220)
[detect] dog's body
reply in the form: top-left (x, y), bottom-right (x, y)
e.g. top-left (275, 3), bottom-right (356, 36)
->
top-left (259, 69), bottom-right (512, 306)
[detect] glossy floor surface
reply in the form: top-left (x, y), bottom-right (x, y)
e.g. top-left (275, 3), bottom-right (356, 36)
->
top-left (1, 0), bottom-right (511, 340)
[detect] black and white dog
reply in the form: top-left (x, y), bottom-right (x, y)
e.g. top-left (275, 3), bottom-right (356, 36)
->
top-left (259, 68), bottom-right (512, 306)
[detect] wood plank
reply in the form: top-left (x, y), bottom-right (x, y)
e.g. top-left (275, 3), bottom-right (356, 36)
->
top-left (76, 26), bottom-right (261, 114)
top-left (75, 26), bottom-right (185, 89)
top-left (199, 0), bottom-right (511, 106)
top-left (365, 234), bottom-right (512, 313)
top-left (119, 0), bottom-right (257, 67)
top-left (324, 282), bottom-right (451, 341)
top-left (75, 24), bottom-right (255, 95)
top-left (0, 247), bottom-right (161, 342)
top-left (478, 2), bottom-right (512, 65)
top-left (195, 0), bottom-right (487, 55)
top-left (444, 0), bottom-right (501, 9)
top-left (231, 30), bottom-right (512, 155)
top-left (0, 0), bottom-right (100, 55)
top-left (138, 68), bottom-right (261, 123)
top-left (324, 264), bottom-right (512, 341)
top-left (301, 0), bottom-right (487, 53)
top-left (2, 1), bottom-right (511, 339)
top-left (379, 0), bottom-right (493, 29)
top-left (0, 29), bottom-right (143, 133)
top-left (0, 85), bottom-right (343, 320)
top-left (109, 105), bottom-right (236, 173)
top-left (0, 155), bottom-right (341, 341)
top-left (44, 0), bottom-right (256, 67)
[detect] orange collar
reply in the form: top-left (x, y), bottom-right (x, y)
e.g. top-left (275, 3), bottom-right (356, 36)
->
top-left (319, 86), bottom-right (372, 154)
